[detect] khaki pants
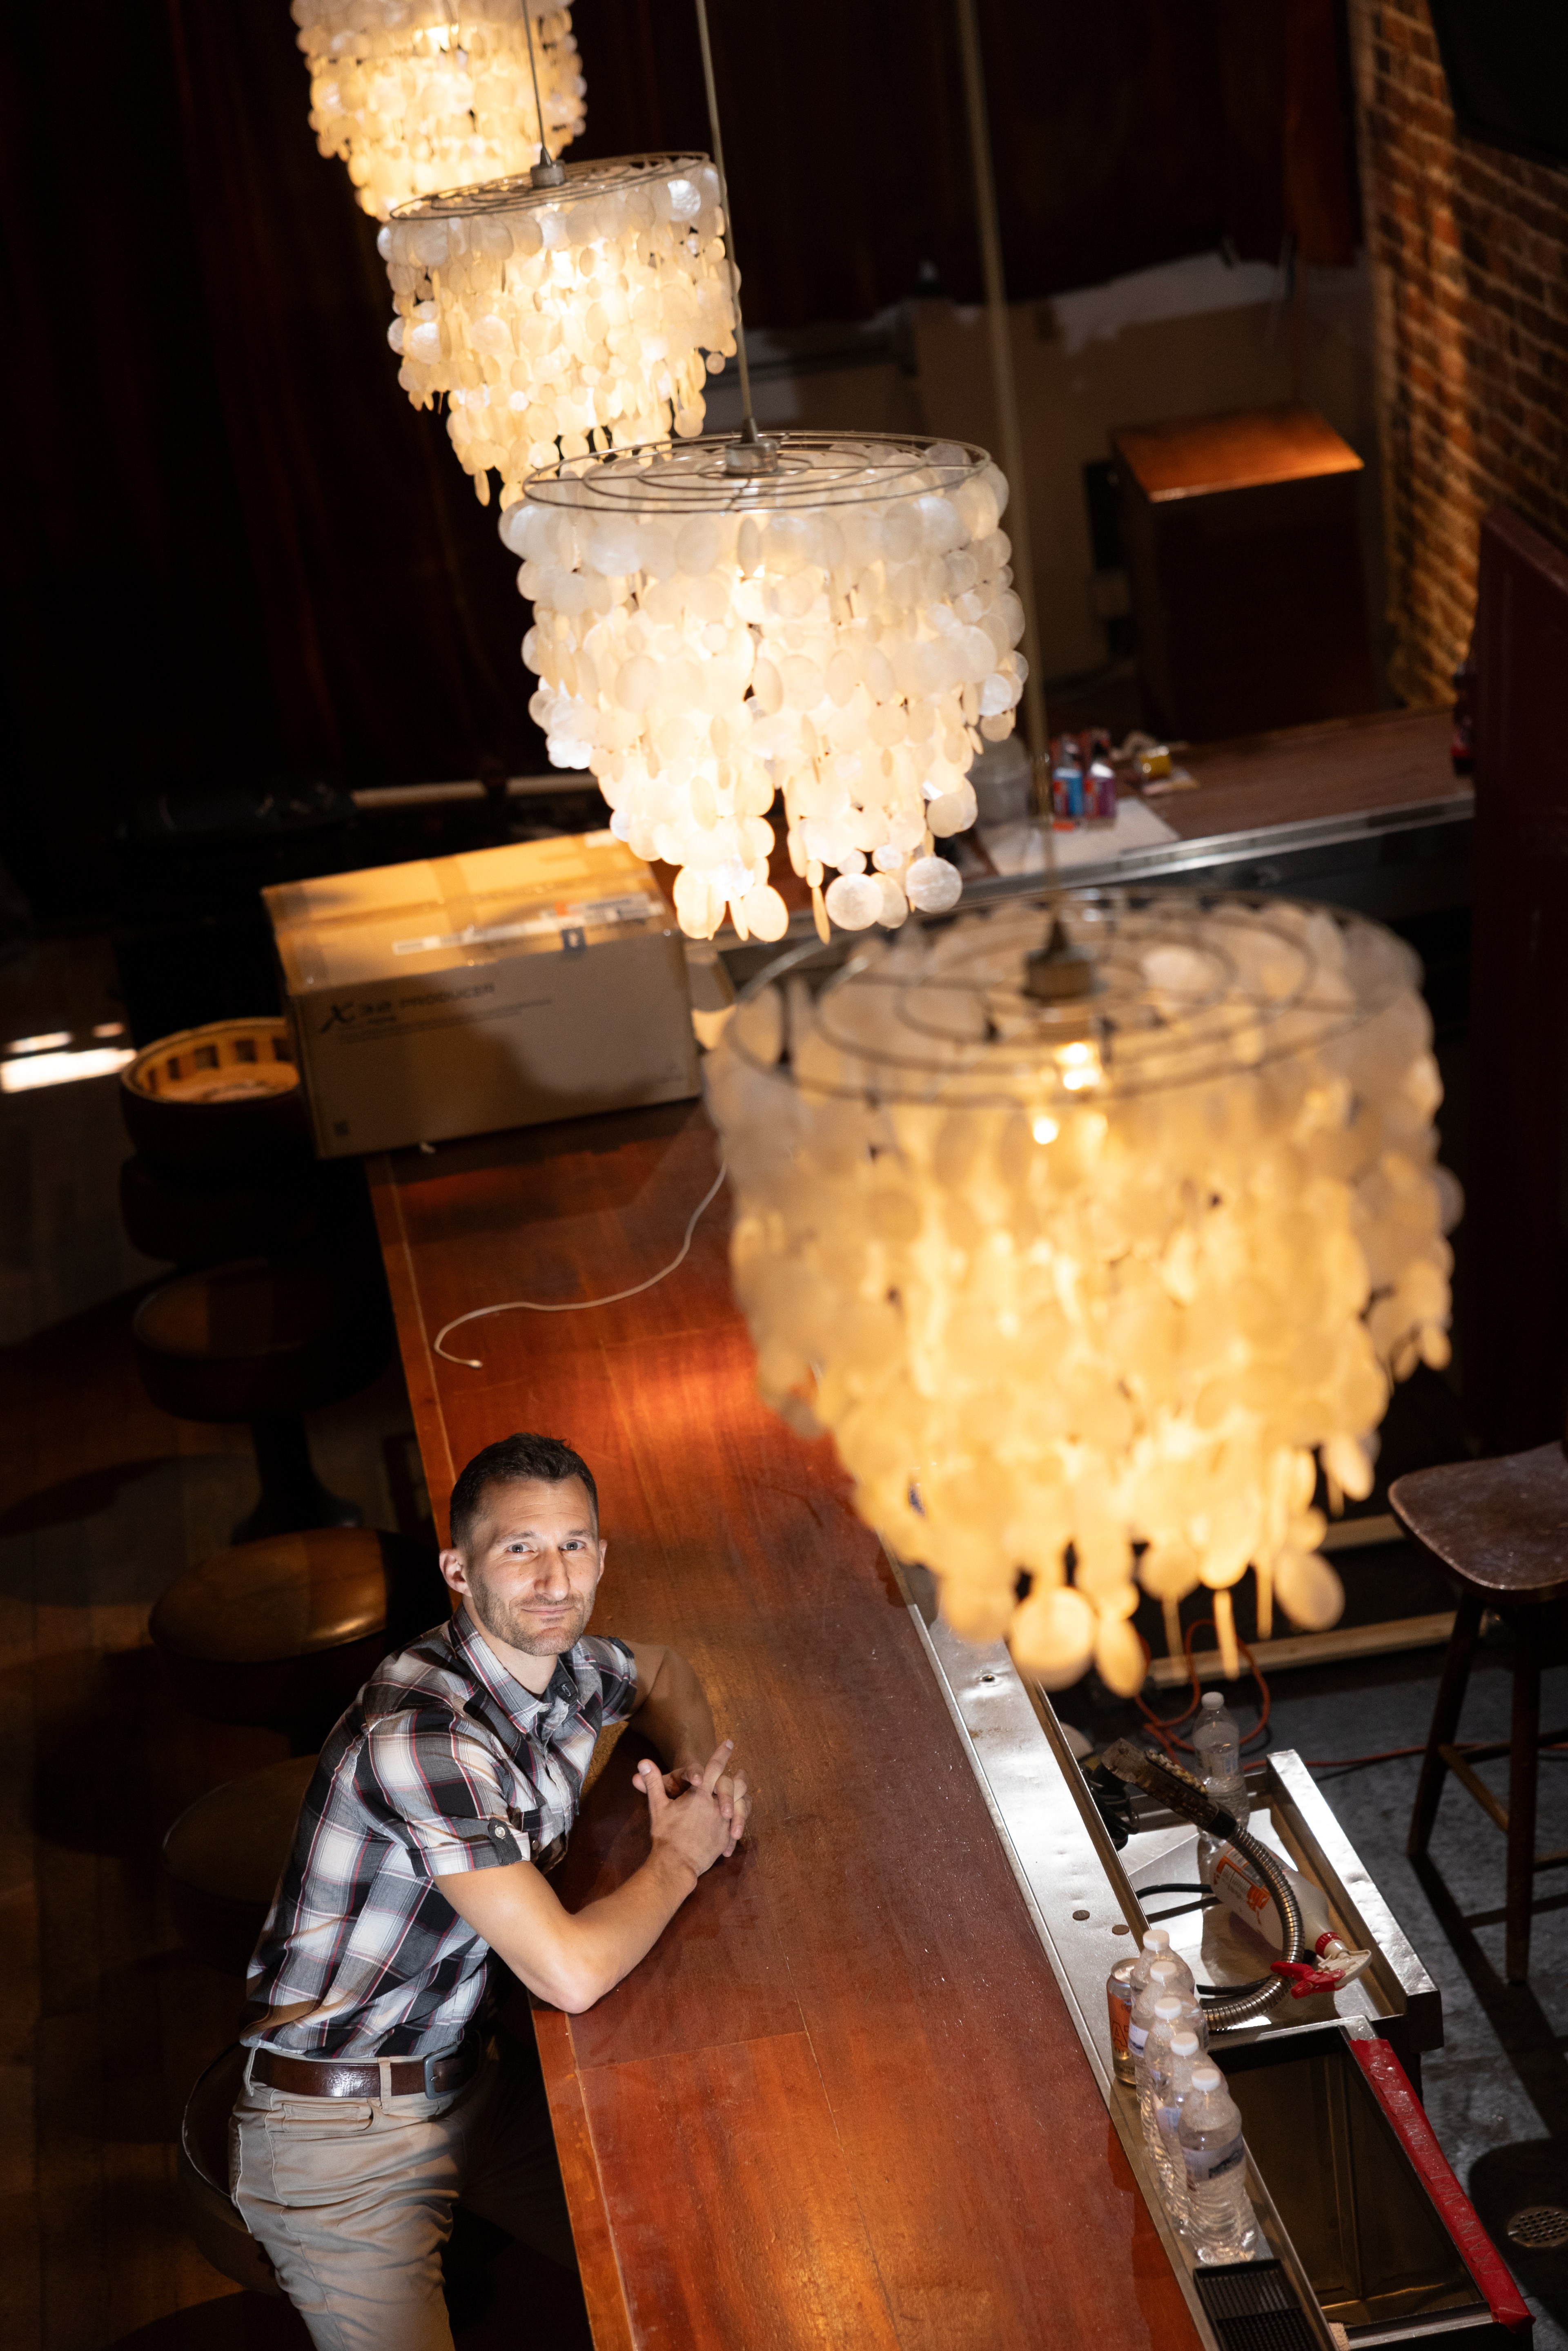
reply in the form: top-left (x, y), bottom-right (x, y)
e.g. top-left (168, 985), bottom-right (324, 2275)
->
top-left (230, 2028), bottom-right (576, 2351)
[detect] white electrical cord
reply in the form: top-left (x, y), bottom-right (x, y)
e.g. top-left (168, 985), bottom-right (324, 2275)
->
top-left (433, 1159), bottom-right (729, 1369)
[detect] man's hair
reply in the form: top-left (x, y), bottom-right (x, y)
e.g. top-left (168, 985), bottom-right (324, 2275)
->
top-left (448, 1432), bottom-right (599, 1554)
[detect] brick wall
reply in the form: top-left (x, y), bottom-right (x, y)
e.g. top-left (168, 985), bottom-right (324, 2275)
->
top-left (1348, 1), bottom-right (1568, 705)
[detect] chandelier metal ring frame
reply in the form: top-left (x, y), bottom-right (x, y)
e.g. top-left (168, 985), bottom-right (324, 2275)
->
top-left (389, 150), bottom-right (715, 221)
top-left (721, 888), bottom-right (1423, 1108)
top-left (521, 431), bottom-right (995, 514)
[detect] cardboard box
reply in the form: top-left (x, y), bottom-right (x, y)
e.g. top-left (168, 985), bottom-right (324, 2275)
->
top-left (264, 833), bottom-right (700, 1157)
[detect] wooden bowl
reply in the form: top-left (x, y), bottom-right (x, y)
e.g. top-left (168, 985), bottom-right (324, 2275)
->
top-left (120, 1017), bottom-right (311, 1166)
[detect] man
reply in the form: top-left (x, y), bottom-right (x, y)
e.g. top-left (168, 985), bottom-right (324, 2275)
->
top-left (232, 1430), bottom-right (747, 2351)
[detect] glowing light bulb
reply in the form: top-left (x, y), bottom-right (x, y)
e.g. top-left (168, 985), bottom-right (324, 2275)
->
top-left (1056, 1039), bottom-right (1102, 1091)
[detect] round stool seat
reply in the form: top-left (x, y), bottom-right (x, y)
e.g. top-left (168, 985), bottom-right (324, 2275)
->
top-left (164, 1754), bottom-right (318, 1975)
top-left (120, 1151), bottom-right (322, 1267)
top-left (121, 1016), bottom-right (310, 1170)
top-left (178, 2043), bottom-right (283, 2296)
top-left (133, 1254), bottom-right (387, 1424)
top-left (1391, 1443), bottom-right (1568, 1605)
top-left (150, 1526), bottom-right (445, 1729)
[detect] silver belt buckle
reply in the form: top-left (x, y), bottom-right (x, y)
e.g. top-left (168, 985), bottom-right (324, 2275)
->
top-left (423, 2042), bottom-right (465, 2097)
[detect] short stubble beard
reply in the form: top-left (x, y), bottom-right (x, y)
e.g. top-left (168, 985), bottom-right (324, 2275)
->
top-left (465, 1566), bottom-right (594, 1659)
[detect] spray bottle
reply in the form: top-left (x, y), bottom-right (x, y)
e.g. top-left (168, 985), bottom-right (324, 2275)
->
top-left (1204, 1840), bottom-right (1372, 1994)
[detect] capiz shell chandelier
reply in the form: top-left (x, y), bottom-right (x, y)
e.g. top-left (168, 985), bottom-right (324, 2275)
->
top-left (292, 0), bottom-right (585, 221)
top-left (705, 891), bottom-right (1459, 1693)
top-left (384, 157), bottom-right (735, 502)
top-left (506, 433), bottom-right (1027, 940)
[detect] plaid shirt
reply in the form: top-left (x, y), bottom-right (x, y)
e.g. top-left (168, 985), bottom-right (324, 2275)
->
top-left (242, 1607), bottom-right (638, 2059)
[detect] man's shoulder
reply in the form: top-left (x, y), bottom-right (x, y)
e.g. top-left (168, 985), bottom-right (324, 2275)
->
top-left (357, 1619), bottom-right (493, 1737)
top-left (570, 1633), bottom-right (636, 1684)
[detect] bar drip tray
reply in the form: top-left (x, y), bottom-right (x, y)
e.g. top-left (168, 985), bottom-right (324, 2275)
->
top-left (1195, 2261), bottom-right (1320, 2351)
top-left (1218, 2024), bottom-right (1493, 2342)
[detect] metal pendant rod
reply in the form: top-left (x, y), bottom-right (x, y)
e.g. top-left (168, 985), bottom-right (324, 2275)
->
top-left (522, 1), bottom-right (565, 182)
top-left (691, 0), bottom-right (761, 444)
top-left (953, 0), bottom-right (1053, 851)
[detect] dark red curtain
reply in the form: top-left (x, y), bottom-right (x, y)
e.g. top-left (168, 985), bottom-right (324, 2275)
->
top-left (574, 0), bottom-right (1360, 319)
top-left (0, 0), bottom-right (540, 911)
top-left (0, 0), bottom-right (1356, 914)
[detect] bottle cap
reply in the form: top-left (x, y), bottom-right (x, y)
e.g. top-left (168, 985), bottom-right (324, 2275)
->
top-left (1154, 1996), bottom-right (1183, 2020)
top-left (1201, 1692), bottom-right (1223, 1712)
top-left (1143, 1927), bottom-right (1170, 1952)
top-left (1192, 2065), bottom-right (1221, 2091)
top-left (1149, 1958), bottom-right (1180, 1985)
top-left (1171, 2032), bottom-right (1200, 2056)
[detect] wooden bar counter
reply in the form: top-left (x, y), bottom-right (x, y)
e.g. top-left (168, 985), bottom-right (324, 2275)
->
top-left (370, 1104), bottom-right (1200, 2350)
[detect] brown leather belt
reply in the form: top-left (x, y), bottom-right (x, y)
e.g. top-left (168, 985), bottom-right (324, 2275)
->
top-left (251, 2039), bottom-right (483, 2101)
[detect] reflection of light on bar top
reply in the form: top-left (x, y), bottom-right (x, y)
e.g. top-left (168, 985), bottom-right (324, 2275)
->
top-left (1, 1044), bottom-right (136, 1093)
top-left (391, 895), bottom-right (665, 956)
top-left (5, 1023), bottom-right (125, 1055)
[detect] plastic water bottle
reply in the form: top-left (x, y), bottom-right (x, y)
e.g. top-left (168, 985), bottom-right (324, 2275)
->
top-left (1150, 2030), bottom-right (1204, 2227)
top-left (1136, 1983), bottom-right (1207, 2116)
top-left (1110, 1928), bottom-right (1193, 2083)
top-left (1138, 1997), bottom-right (1194, 2204)
top-left (1178, 2065), bottom-right (1258, 2262)
top-left (1193, 1690), bottom-right (1242, 1787)
top-left (1131, 1925), bottom-right (1178, 1991)
top-left (1194, 1691), bottom-right (1248, 1875)
top-left (1132, 1929), bottom-right (1196, 2006)
top-left (1129, 1956), bottom-right (1197, 2068)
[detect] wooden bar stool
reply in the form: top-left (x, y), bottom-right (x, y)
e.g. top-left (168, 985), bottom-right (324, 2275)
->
top-left (150, 1525), bottom-right (445, 1744)
top-left (163, 1753), bottom-right (318, 1975)
top-left (1391, 1443), bottom-right (1568, 1981)
top-left (133, 1251), bottom-right (390, 1538)
top-left (119, 1150), bottom-right (325, 1269)
top-left (177, 2043), bottom-right (285, 2298)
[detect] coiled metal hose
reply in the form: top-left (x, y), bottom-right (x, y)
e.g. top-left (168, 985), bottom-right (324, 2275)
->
top-left (1100, 1739), bottom-right (1303, 2028)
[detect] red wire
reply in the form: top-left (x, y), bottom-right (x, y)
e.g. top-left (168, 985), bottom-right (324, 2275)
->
top-left (1132, 1615), bottom-right (1568, 1774)
top-left (1305, 1740), bottom-right (1568, 1769)
top-left (1135, 1616), bottom-right (1272, 1760)
top-left (1303, 1741), bottom-right (1429, 1768)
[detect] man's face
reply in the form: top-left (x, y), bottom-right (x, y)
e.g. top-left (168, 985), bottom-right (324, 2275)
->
top-left (443, 1476), bottom-right (605, 1660)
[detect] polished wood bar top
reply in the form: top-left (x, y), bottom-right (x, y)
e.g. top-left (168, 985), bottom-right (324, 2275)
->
top-left (370, 1107), bottom-right (1200, 2350)
top-left (1113, 402), bottom-right (1363, 501)
top-left (1157, 705), bottom-right (1464, 842)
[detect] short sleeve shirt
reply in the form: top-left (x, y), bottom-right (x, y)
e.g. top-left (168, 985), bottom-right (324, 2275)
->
top-left (242, 1608), bottom-right (638, 2059)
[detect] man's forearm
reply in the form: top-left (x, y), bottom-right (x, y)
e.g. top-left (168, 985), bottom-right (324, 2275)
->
top-left (559, 1847), bottom-right (699, 2008)
top-left (637, 1647), bottom-right (718, 1773)
top-left (439, 1845), bottom-right (699, 2015)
